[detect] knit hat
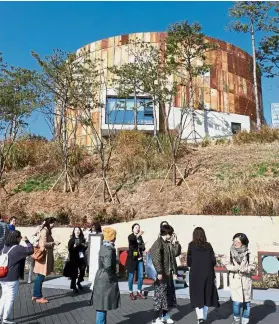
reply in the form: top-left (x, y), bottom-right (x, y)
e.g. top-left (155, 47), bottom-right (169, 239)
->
top-left (103, 227), bottom-right (116, 242)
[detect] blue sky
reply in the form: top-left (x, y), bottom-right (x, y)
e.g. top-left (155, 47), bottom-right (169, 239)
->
top-left (1, 1), bottom-right (278, 139)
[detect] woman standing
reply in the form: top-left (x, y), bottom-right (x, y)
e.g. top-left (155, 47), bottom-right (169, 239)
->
top-left (92, 227), bottom-right (120, 324)
top-left (68, 227), bottom-right (87, 293)
top-left (125, 223), bottom-right (145, 300)
top-left (0, 231), bottom-right (33, 324)
top-left (150, 224), bottom-right (181, 324)
top-left (187, 227), bottom-right (219, 324)
top-left (27, 221), bottom-right (45, 284)
top-left (32, 217), bottom-right (60, 304)
top-left (225, 233), bottom-right (255, 324)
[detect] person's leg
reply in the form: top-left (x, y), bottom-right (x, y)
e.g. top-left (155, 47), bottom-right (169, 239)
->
top-left (203, 306), bottom-right (208, 320)
top-left (2, 281), bottom-right (19, 321)
top-left (232, 301), bottom-right (241, 323)
top-left (128, 272), bottom-right (136, 300)
top-left (77, 260), bottom-right (86, 289)
top-left (96, 310), bottom-right (107, 324)
top-left (28, 259), bottom-right (35, 283)
top-left (0, 282), bottom-right (7, 319)
top-left (195, 307), bottom-right (204, 320)
top-left (241, 302), bottom-right (251, 324)
top-left (137, 261), bottom-right (143, 292)
top-left (33, 274), bottom-right (47, 303)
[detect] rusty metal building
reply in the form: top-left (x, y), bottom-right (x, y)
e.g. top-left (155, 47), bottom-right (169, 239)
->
top-left (65, 32), bottom-right (262, 147)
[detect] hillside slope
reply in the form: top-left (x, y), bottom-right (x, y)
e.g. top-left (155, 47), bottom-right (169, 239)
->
top-left (1, 141), bottom-right (279, 224)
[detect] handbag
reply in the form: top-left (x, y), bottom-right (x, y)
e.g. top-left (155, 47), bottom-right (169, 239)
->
top-left (32, 247), bottom-right (46, 262)
top-left (145, 252), bottom-right (157, 281)
top-left (63, 260), bottom-right (72, 277)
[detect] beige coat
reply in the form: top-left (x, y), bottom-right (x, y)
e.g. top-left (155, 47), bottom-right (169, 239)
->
top-left (226, 250), bottom-right (255, 302)
top-left (33, 228), bottom-right (55, 276)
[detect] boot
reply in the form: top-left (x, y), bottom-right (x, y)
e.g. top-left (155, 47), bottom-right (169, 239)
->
top-left (241, 318), bottom-right (249, 324)
top-left (232, 317), bottom-right (241, 324)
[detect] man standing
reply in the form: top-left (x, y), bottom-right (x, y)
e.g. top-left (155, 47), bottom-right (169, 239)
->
top-left (0, 218), bottom-right (8, 250)
top-left (7, 217), bottom-right (17, 231)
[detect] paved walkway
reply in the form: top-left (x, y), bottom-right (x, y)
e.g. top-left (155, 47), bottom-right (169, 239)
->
top-left (7, 282), bottom-right (279, 324)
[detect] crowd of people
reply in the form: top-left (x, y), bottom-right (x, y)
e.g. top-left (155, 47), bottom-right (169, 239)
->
top-left (0, 216), bottom-right (255, 324)
top-left (91, 221), bottom-right (255, 324)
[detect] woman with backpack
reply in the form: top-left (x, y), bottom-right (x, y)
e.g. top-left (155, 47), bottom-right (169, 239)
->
top-left (149, 224), bottom-right (181, 324)
top-left (32, 217), bottom-right (60, 304)
top-left (225, 233), bottom-right (255, 324)
top-left (187, 227), bottom-right (219, 324)
top-left (0, 230), bottom-right (33, 324)
top-left (68, 227), bottom-right (87, 293)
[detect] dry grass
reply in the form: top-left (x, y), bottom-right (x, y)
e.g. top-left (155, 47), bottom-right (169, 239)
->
top-left (1, 128), bottom-right (279, 225)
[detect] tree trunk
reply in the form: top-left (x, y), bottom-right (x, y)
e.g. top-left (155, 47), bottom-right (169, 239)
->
top-left (172, 151), bottom-right (176, 185)
top-left (152, 96), bottom-right (158, 137)
top-left (62, 105), bottom-right (69, 193)
top-left (251, 22), bottom-right (261, 129)
top-left (134, 89), bottom-right (137, 130)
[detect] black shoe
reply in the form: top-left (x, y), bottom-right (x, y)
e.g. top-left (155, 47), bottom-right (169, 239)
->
top-left (73, 288), bottom-right (79, 293)
top-left (77, 282), bottom-right (83, 290)
top-left (198, 320), bottom-right (205, 324)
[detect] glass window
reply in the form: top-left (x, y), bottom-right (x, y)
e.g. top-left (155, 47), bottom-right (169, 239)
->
top-left (105, 97), bottom-right (154, 125)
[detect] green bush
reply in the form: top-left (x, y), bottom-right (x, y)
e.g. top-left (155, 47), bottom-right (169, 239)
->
top-left (13, 175), bottom-right (56, 193)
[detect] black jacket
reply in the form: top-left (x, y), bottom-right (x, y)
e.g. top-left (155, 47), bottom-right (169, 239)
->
top-left (125, 233), bottom-right (145, 273)
top-left (187, 241), bottom-right (219, 308)
top-left (68, 237), bottom-right (87, 265)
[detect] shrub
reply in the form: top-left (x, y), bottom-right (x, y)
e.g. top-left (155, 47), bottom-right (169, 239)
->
top-left (233, 126), bottom-right (279, 145)
top-left (201, 135), bottom-right (211, 147)
top-left (53, 252), bottom-right (67, 274)
top-left (13, 175), bottom-right (56, 193)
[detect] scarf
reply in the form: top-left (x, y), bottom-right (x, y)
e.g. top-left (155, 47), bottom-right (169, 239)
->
top-left (230, 245), bottom-right (248, 264)
top-left (103, 240), bottom-right (115, 249)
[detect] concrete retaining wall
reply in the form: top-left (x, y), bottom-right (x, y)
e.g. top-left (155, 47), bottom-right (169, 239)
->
top-left (18, 215), bottom-right (279, 260)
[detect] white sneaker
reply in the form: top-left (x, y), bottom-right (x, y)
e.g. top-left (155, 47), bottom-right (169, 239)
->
top-left (152, 318), bottom-right (164, 324)
top-left (27, 280), bottom-right (32, 284)
top-left (165, 319), bottom-right (174, 324)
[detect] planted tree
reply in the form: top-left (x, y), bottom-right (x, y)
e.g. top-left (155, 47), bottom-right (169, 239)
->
top-left (0, 54), bottom-right (40, 192)
top-left (229, 1), bottom-right (279, 128)
top-left (32, 49), bottom-right (86, 192)
top-left (164, 21), bottom-right (216, 184)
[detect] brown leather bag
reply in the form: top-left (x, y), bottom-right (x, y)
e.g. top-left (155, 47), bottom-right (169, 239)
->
top-left (32, 247), bottom-right (46, 262)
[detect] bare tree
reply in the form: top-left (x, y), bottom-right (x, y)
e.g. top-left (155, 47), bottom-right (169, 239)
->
top-left (0, 54), bottom-right (40, 192)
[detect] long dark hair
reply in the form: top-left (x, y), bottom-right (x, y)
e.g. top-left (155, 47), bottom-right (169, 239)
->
top-left (192, 227), bottom-right (207, 248)
top-left (42, 217), bottom-right (56, 235)
top-left (71, 227), bottom-right (84, 240)
top-left (160, 221), bottom-right (169, 230)
top-left (91, 222), bottom-right (102, 233)
top-left (5, 230), bottom-right (21, 246)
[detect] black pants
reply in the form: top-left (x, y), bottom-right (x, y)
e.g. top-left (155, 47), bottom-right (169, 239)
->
top-left (70, 259), bottom-right (86, 289)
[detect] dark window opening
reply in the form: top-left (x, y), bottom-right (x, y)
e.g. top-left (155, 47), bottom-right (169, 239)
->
top-left (231, 122), bottom-right (241, 134)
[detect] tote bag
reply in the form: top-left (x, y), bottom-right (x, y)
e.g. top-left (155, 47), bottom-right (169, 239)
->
top-left (145, 252), bottom-right (157, 281)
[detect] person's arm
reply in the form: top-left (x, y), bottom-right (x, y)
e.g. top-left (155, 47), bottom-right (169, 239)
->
top-left (68, 238), bottom-right (76, 252)
top-left (40, 229), bottom-right (55, 249)
top-left (172, 241), bottom-right (182, 257)
top-left (186, 243), bottom-right (192, 267)
top-left (137, 235), bottom-right (145, 252)
top-left (209, 243), bottom-right (217, 267)
top-left (239, 253), bottom-right (256, 275)
top-left (150, 239), bottom-right (163, 275)
top-left (17, 241), bottom-right (34, 259)
top-left (224, 253), bottom-right (240, 273)
top-left (102, 249), bottom-right (115, 279)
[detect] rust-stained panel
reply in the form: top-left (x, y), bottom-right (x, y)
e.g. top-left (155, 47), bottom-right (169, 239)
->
top-left (121, 34), bottom-right (129, 45)
top-left (101, 39), bottom-right (108, 50)
top-left (210, 67), bottom-right (217, 89)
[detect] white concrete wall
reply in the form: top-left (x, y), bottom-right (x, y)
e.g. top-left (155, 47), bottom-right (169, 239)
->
top-left (18, 215), bottom-right (279, 261)
top-left (168, 108), bottom-right (251, 141)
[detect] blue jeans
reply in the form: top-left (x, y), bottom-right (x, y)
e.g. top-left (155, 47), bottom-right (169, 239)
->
top-left (128, 260), bottom-right (143, 292)
top-left (96, 310), bottom-right (107, 324)
top-left (33, 274), bottom-right (45, 298)
top-left (233, 301), bottom-right (251, 318)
